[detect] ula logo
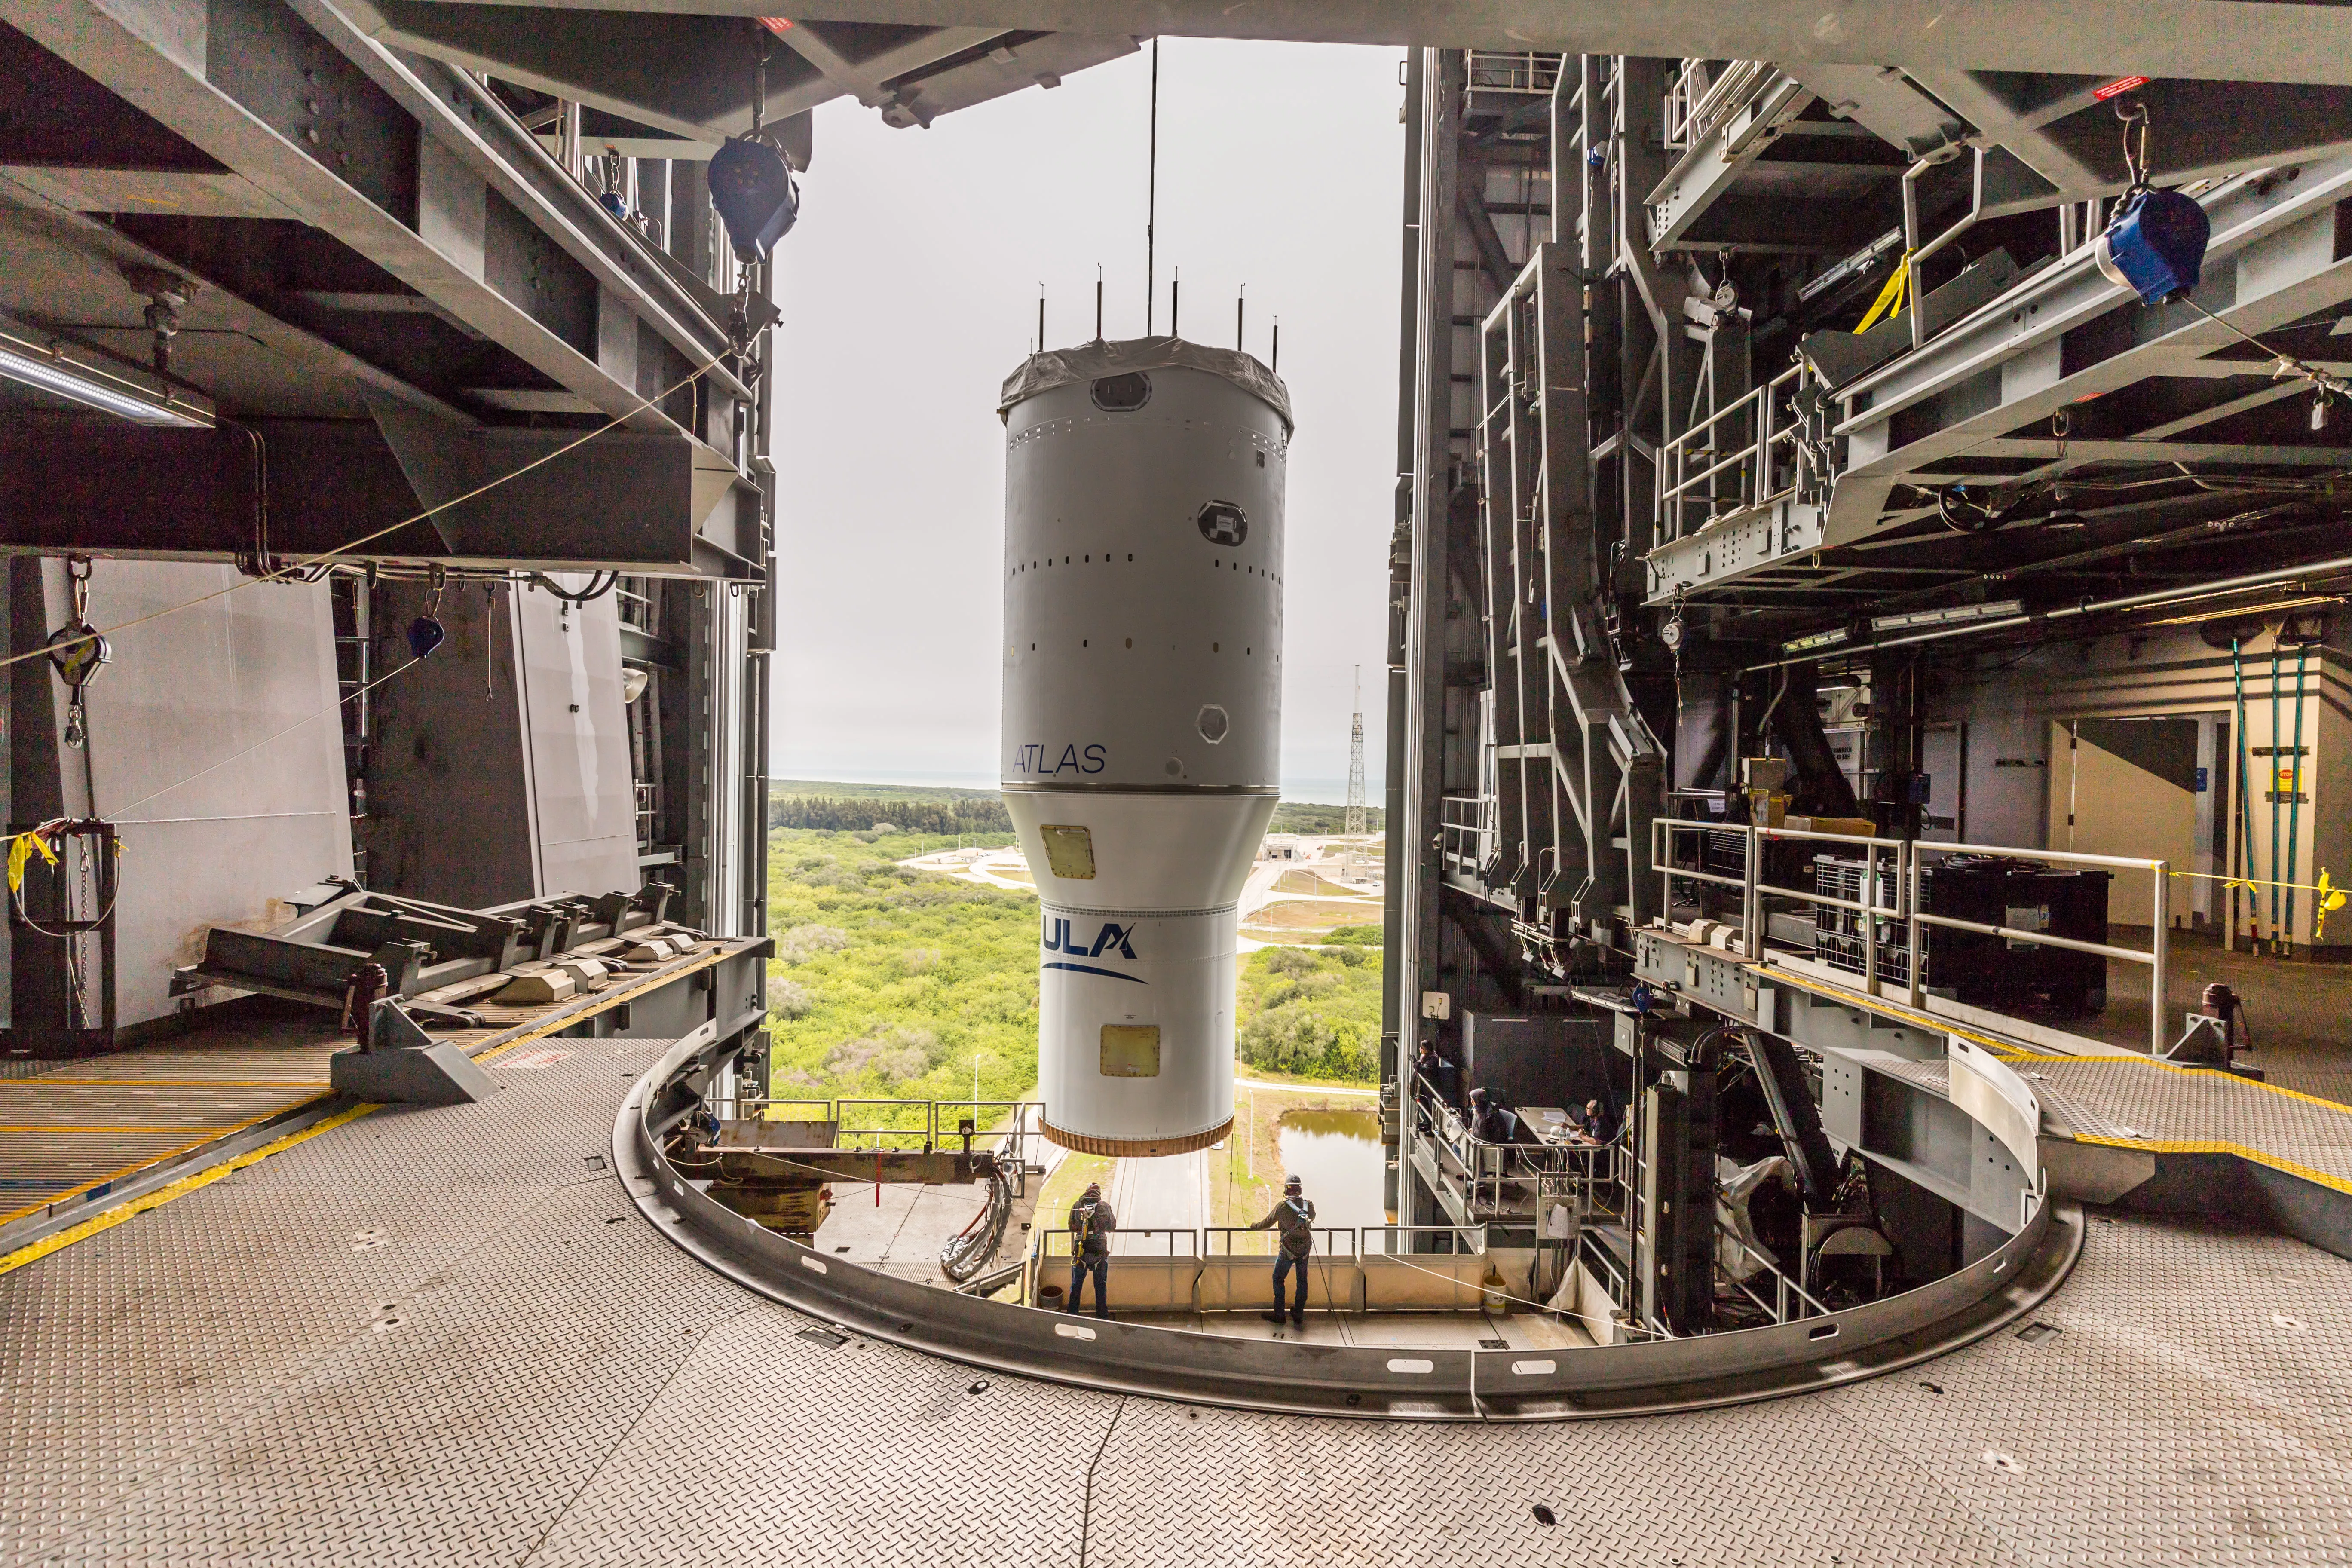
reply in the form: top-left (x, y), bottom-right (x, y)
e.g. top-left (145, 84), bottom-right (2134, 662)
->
top-left (1041, 916), bottom-right (1147, 984)
top-left (1043, 916), bottom-right (1135, 958)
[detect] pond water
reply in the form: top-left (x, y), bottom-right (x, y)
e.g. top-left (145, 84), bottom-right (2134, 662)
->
top-left (1272, 1107), bottom-right (1387, 1232)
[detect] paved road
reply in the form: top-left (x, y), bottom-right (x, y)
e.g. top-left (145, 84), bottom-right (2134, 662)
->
top-left (1105, 1145), bottom-right (1210, 1252)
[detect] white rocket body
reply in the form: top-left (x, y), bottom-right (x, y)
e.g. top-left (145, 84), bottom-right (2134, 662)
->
top-left (998, 338), bottom-right (1290, 1157)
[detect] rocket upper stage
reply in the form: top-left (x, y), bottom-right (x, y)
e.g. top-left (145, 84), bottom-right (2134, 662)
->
top-left (998, 335), bottom-right (1291, 1157)
top-left (999, 336), bottom-right (1290, 792)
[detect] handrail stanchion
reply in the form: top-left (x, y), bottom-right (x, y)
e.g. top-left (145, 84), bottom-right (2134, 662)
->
top-left (2151, 861), bottom-right (2170, 1057)
top-left (1743, 825), bottom-right (1760, 956)
top-left (1904, 839), bottom-right (1924, 1008)
top-left (1863, 845), bottom-right (1880, 998)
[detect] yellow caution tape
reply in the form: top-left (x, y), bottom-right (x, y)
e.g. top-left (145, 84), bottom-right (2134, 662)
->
top-left (2168, 865), bottom-right (2347, 938)
top-left (1853, 255), bottom-right (1911, 334)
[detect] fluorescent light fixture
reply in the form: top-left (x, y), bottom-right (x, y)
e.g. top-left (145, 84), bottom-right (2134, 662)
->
top-left (1870, 599), bottom-right (2023, 635)
top-left (0, 323), bottom-right (211, 428)
top-left (1781, 627), bottom-right (1850, 655)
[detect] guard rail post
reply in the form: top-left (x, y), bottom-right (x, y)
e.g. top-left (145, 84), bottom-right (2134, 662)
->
top-left (2151, 860), bottom-right (2171, 1057)
top-left (1742, 824), bottom-right (1760, 956)
top-left (1863, 843), bottom-right (1880, 997)
top-left (1904, 838), bottom-right (1924, 1008)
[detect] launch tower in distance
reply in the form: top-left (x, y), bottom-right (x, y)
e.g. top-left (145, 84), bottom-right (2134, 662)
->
top-left (1346, 664), bottom-right (1366, 837)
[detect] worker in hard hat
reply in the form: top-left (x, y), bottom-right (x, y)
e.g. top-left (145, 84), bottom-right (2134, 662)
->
top-left (1250, 1174), bottom-right (1317, 1329)
top-left (1066, 1180), bottom-right (1115, 1318)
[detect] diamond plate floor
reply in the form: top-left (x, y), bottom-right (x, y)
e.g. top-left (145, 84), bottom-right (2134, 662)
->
top-left (0, 1004), bottom-right (344, 1225)
top-left (4, 1038), bottom-right (2349, 1565)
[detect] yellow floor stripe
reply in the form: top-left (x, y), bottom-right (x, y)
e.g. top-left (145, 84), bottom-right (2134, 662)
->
top-left (2071, 1133), bottom-right (2352, 1196)
top-left (0, 1125), bottom-right (248, 1133)
top-left (0, 946), bottom-right (730, 1271)
top-left (1990, 1049), bottom-right (2352, 1117)
top-left (7, 1079), bottom-right (330, 1088)
top-left (1759, 961), bottom-right (2352, 1119)
top-left (471, 951), bottom-right (726, 1063)
top-left (0, 1102), bottom-right (377, 1278)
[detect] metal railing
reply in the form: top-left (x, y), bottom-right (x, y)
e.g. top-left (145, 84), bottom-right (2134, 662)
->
top-left (1657, 361), bottom-right (1810, 539)
top-left (1362, 1223), bottom-right (1490, 1256)
top-left (1465, 50), bottom-right (1562, 96)
top-left (1663, 58), bottom-right (1772, 149)
top-left (733, 1096), bottom-right (1048, 1170)
top-left (1440, 794), bottom-right (1492, 873)
top-left (1204, 1225), bottom-right (1361, 1260)
top-left (1899, 144), bottom-right (1987, 351)
top-left (1414, 1087), bottom-right (1617, 1217)
top-left (1651, 820), bottom-right (2172, 1054)
top-left (1035, 1227), bottom-right (1201, 1259)
top-left (1719, 1227), bottom-right (1831, 1324)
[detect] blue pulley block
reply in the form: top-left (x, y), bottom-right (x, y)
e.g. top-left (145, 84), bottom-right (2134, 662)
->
top-left (2096, 187), bottom-right (2210, 305)
top-left (598, 190), bottom-right (629, 222)
top-left (707, 135), bottom-right (799, 262)
top-left (407, 613), bottom-right (446, 660)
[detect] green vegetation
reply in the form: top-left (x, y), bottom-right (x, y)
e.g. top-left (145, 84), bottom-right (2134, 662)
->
top-left (763, 827), bottom-right (1038, 1106)
top-left (759, 787), bottom-right (1395, 1110)
top-left (769, 794), bottom-right (1012, 833)
top-left (1234, 945), bottom-right (1382, 1084)
top-left (771, 778), bottom-right (1000, 802)
top-left (769, 785), bottom-right (1378, 836)
top-left (1268, 802), bottom-right (1385, 833)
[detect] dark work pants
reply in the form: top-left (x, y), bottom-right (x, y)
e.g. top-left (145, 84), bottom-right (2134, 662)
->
top-left (1069, 1253), bottom-right (1110, 1315)
top-left (1272, 1251), bottom-right (1309, 1317)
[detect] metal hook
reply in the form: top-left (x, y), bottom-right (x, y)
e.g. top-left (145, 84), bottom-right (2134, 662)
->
top-left (2112, 95), bottom-right (2151, 191)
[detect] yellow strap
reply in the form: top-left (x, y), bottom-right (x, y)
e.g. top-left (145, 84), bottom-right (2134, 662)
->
top-left (1853, 255), bottom-right (1911, 334)
top-left (6, 831), bottom-right (55, 895)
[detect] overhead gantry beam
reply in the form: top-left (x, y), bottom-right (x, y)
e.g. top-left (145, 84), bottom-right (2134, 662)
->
top-left (743, 0), bottom-right (2352, 86)
top-left (0, 412), bottom-right (762, 577)
top-left (1, 0), bottom-right (749, 428)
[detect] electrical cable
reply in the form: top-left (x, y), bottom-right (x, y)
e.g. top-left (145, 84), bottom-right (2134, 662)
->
top-left (0, 344), bottom-right (738, 677)
top-left (2174, 293), bottom-right (2352, 414)
top-left (527, 570), bottom-right (621, 604)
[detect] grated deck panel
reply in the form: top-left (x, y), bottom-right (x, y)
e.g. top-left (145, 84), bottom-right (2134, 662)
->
top-left (2, 1035), bottom-right (2348, 1564)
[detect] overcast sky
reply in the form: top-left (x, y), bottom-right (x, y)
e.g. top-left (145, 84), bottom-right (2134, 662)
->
top-left (770, 40), bottom-right (1404, 801)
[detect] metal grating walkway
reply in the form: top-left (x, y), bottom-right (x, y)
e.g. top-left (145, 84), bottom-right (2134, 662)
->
top-left (1769, 961), bottom-right (2352, 1197)
top-left (0, 1012), bottom-right (341, 1227)
top-left (3, 1036), bottom-right (2348, 1565)
top-left (2006, 1050), bottom-right (2352, 1191)
top-left (0, 941), bottom-right (750, 1246)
